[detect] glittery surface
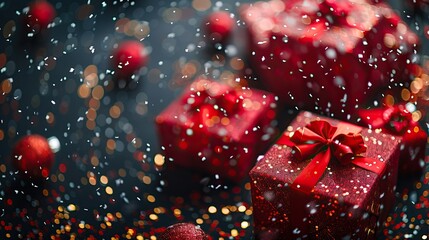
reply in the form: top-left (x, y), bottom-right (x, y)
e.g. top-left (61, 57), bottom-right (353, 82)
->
top-left (159, 223), bottom-right (208, 240)
top-left (250, 111), bottom-right (402, 239)
top-left (0, 0), bottom-right (428, 239)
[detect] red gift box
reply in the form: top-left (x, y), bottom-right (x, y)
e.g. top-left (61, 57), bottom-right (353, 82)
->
top-left (156, 78), bottom-right (277, 182)
top-left (250, 111), bottom-right (401, 239)
top-left (240, 0), bottom-right (418, 119)
top-left (357, 104), bottom-right (428, 174)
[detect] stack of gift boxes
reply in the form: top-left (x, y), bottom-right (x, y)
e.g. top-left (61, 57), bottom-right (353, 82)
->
top-left (156, 0), bottom-right (427, 238)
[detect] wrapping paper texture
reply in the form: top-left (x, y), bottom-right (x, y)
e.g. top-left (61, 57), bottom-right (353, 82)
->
top-left (250, 111), bottom-right (401, 239)
top-left (156, 79), bottom-right (277, 182)
top-left (240, 0), bottom-right (418, 119)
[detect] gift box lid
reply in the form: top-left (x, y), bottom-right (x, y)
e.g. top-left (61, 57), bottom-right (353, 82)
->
top-left (250, 111), bottom-right (402, 214)
top-left (242, 0), bottom-right (380, 53)
top-left (156, 78), bottom-right (276, 145)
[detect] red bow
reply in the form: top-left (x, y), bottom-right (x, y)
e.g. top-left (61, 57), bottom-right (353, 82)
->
top-left (277, 120), bottom-right (384, 193)
top-left (359, 105), bottom-right (414, 135)
top-left (184, 85), bottom-right (241, 128)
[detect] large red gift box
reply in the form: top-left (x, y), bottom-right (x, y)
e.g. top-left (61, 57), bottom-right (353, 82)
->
top-left (357, 104), bottom-right (428, 174)
top-left (156, 78), bottom-right (277, 182)
top-left (250, 111), bottom-right (401, 239)
top-left (240, 0), bottom-right (419, 119)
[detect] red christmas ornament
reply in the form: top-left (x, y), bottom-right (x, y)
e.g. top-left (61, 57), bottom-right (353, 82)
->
top-left (112, 40), bottom-right (148, 79)
top-left (204, 11), bottom-right (234, 43)
top-left (12, 135), bottom-right (54, 179)
top-left (25, 0), bottom-right (56, 32)
top-left (159, 223), bottom-right (208, 240)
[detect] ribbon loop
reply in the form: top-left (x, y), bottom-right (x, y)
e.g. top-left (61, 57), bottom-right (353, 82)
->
top-left (305, 120), bottom-right (338, 140)
top-left (282, 120), bottom-right (380, 194)
top-left (292, 142), bottom-right (326, 162)
top-left (331, 133), bottom-right (367, 165)
top-left (290, 127), bottom-right (329, 145)
top-left (382, 105), bottom-right (412, 135)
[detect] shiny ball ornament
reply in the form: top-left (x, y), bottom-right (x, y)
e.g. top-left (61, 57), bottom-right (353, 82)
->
top-left (204, 11), bottom-right (234, 43)
top-left (25, 0), bottom-right (56, 32)
top-left (112, 40), bottom-right (148, 79)
top-left (159, 223), bottom-right (208, 240)
top-left (12, 135), bottom-right (55, 179)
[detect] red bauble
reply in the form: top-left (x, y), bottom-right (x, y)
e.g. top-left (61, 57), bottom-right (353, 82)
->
top-left (26, 0), bottom-right (56, 31)
top-left (204, 11), bottom-right (234, 43)
top-left (112, 40), bottom-right (148, 79)
top-left (159, 223), bottom-right (208, 240)
top-left (12, 135), bottom-right (54, 179)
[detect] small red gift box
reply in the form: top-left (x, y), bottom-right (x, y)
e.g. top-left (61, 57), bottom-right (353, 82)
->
top-left (240, 0), bottom-right (418, 119)
top-left (250, 111), bottom-right (401, 239)
top-left (156, 78), bottom-right (277, 182)
top-left (357, 104), bottom-right (428, 174)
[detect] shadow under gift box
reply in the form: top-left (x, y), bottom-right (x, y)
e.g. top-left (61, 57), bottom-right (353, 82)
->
top-left (155, 79), bottom-right (277, 183)
top-left (250, 111), bottom-right (401, 239)
top-left (240, 0), bottom-right (419, 120)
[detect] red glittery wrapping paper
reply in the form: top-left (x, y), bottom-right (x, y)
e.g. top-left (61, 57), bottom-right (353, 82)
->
top-left (156, 78), bottom-right (277, 182)
top-left (240, 0), bottom-right (418, 119)
top-left (357, 106), bottom-right (428, 175)
top-left (250, 111), bottom-right (401, 239)
top-left (159, 223), bottom-right (209, 240)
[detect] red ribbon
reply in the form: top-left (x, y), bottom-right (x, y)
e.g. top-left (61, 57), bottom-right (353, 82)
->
top-left (277, 120), bottom-right (384, 194)
top-left (359, 105), bottom-right (414, 135)
top-left (184, 86), bottom-right (241, 128)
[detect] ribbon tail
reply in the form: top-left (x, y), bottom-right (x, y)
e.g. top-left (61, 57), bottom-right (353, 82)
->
top-left (291, 149), bottom-right (331, 194)
top-left (352, 157), bottom-right (385, 176)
